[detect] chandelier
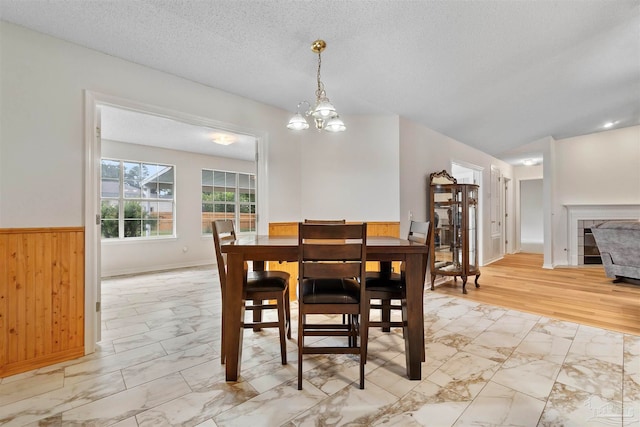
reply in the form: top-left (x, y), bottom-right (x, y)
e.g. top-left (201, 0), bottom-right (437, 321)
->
top-left (286, 40), bottom-right (346, 133)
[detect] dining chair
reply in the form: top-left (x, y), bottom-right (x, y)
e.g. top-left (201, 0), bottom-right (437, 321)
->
top-left (212, 219), bottom-right (291, 365)
top-left (362, 220), bottom-right (431, 358)
top-left (304, 220), bottom-right (349, 325)
top-left (297, 222), bottom-right (368, 389)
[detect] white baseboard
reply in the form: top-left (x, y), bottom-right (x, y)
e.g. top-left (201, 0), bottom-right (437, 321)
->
top-left (520, 242), bottom-right (544, 253)
top-left (101, 260), bottom-right (213, 278)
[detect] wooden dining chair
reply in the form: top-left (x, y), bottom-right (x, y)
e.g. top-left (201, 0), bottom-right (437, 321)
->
top-left (212, 220), bottom-right (291, 365)
top-left (362, 220), bottom-right (431, 358)
top-left (297, 222), bottom-right (368, 389)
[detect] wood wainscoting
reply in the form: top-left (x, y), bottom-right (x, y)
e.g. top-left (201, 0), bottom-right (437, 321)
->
top-left (268, 221), bottom-right (401, 300)
top-left (0, 227), bottom-right (85, 378)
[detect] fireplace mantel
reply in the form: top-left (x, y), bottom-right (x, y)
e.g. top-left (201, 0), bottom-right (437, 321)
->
top-left (565, 204), bottom-right (640, 266)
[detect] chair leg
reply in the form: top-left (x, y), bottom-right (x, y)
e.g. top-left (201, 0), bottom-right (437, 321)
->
top-left (349, 314), bottom-right (358, 347)
top-left (362, 296), bottom-right (370, 365)
top-left (220, 313), bottom-right (226, 365)
top-left (421, 290), bottom-right (426, 362)
top-left (285, 287), bottom-right (292, 339)
top-left (253, 299), bottom-right (263, 332)
top-left (277, 293), bottom-right (287, 365)
top-left (298, 313), bottom-right (304, 390)
top-left (360, 301), bottom-right (369, 388)
top-left (359, 352), bottom-right (365, 390)
top-left (381, 299), bottom-right (391, 332)
top-left (220, 290), bottom-right (226, 364)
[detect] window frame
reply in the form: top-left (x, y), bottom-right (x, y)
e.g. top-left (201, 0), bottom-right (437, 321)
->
top-left (100, 157), bottom-right (176, 241)
top-left (201, 168), bottom-right (256, 235)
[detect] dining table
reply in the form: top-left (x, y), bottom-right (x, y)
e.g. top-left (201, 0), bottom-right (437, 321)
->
top-left (220, 234), bottom-right (429, 382)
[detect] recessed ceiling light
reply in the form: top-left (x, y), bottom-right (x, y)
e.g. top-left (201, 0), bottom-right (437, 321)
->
top-left (603, 121), bottom-right (618, 129)
top-left (522, 159), bottom-right (536, 166)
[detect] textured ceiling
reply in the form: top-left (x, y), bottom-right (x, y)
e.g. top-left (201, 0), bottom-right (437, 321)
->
top-left (2, 0), bottom-right (639, 164)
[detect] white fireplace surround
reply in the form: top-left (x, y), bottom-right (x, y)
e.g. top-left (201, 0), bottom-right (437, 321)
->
top-left (565, 204), bottom-right (640, 266)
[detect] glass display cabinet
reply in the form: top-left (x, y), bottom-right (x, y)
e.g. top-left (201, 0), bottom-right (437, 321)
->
top-left (429, 170), bottom-right (480, 294)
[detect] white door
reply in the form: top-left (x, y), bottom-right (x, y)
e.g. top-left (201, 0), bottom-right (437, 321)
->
top-left (490, 166), bottom-right (504, 262)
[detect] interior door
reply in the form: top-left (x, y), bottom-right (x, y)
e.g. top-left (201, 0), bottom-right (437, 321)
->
top-left (504, 177), bottom-right (510, 254)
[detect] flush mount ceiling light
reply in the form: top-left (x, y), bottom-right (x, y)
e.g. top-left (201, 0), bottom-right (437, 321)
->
top-left (287, 39), bottom-right (346, 133)
top-left (211, 133), bottom-right (236, 146)
top-left (603, 121), bottom-right (619, 129)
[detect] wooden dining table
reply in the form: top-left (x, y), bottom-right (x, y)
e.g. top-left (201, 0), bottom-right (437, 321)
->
top-left (220, 234), bottom-right (428, 382)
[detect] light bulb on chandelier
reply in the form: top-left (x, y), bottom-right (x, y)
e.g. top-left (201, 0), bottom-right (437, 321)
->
top-left (286, 40), bottom-right (346, 133)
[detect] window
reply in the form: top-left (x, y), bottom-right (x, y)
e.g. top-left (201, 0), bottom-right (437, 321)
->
top-left (202, 169), bottom-right (256, 234)
top-left (101, 159), bottom-right (175, 239)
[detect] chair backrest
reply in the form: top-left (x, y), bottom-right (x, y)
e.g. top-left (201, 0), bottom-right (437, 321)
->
top-left (406, 220), bottom-right (432, 284)
top-left (298, 222), bottom-right (367, 284)
top-left (407, 220), bottom-right (430, 245)
top-left (212, 220), bottom-right (237, 291)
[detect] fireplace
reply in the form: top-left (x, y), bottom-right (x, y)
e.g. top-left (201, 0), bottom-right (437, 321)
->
top-left (580, 221), bottom-right (604, 265)
top-left (565, 204), bottom-right (640, 266)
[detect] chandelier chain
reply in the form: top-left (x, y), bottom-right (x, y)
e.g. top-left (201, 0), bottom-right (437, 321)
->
top-left (316, 51), bottom-right (326, 99)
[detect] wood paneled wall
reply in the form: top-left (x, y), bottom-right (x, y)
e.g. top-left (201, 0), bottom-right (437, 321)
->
top-left (268, 221), bottom-right (401, 298)
top-left (0, 227), bottom-right (85, 378)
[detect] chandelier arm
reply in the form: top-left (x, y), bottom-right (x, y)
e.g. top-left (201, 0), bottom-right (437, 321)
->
top-left (297, 100), bottom-right (311, 114)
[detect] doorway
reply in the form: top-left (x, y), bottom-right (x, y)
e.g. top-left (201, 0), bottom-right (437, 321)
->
top-left (84, 91), bottom-right (265, 352)
top-left (520, 179), bottom-right (543, 253)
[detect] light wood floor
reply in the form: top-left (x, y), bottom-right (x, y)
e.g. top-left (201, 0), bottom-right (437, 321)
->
top-left (432, 252), bottom-right (640, 336)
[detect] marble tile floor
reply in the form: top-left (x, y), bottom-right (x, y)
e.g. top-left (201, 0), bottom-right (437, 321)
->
top-left (0, 265), bottom-right (638, 427)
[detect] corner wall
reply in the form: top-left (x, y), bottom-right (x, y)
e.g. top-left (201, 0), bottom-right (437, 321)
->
top-left (398, 118), bottom-right (513, 266)
top-left (551, 126), bottom-right (640, 265)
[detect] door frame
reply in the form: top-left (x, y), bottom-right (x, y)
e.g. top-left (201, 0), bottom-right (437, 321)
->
top-left (83, 90), bottom-right (268, 353)
top-left (503, 177), bottom-right (512, 254)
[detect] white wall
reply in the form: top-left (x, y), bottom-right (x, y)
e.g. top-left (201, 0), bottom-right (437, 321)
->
top-left (398, 118), bottom-right (513, 266)
top-left (0, 21), bottom-right (301, 229)
top-left (0, 22), bottom-right (403, 275)
top-left (100, 140), bottom-right (255, 276)
top-left (18, 22), bottom-right (630, 277)
top-left (551, 126), bottom-right (640, 265)
top-left (0, 23), bottom-right (404, 229)
top-left (299, 115), bottom-right (400, 222)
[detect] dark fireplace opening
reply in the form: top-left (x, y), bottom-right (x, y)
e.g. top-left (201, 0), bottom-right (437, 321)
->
top-left (583, 228), bottom-right (602, 264)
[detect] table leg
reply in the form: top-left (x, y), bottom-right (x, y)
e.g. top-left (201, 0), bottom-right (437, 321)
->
top-left (225, 253), bottom-right (245, 381)
top-left (403, 252), bottom-right (423, 380)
